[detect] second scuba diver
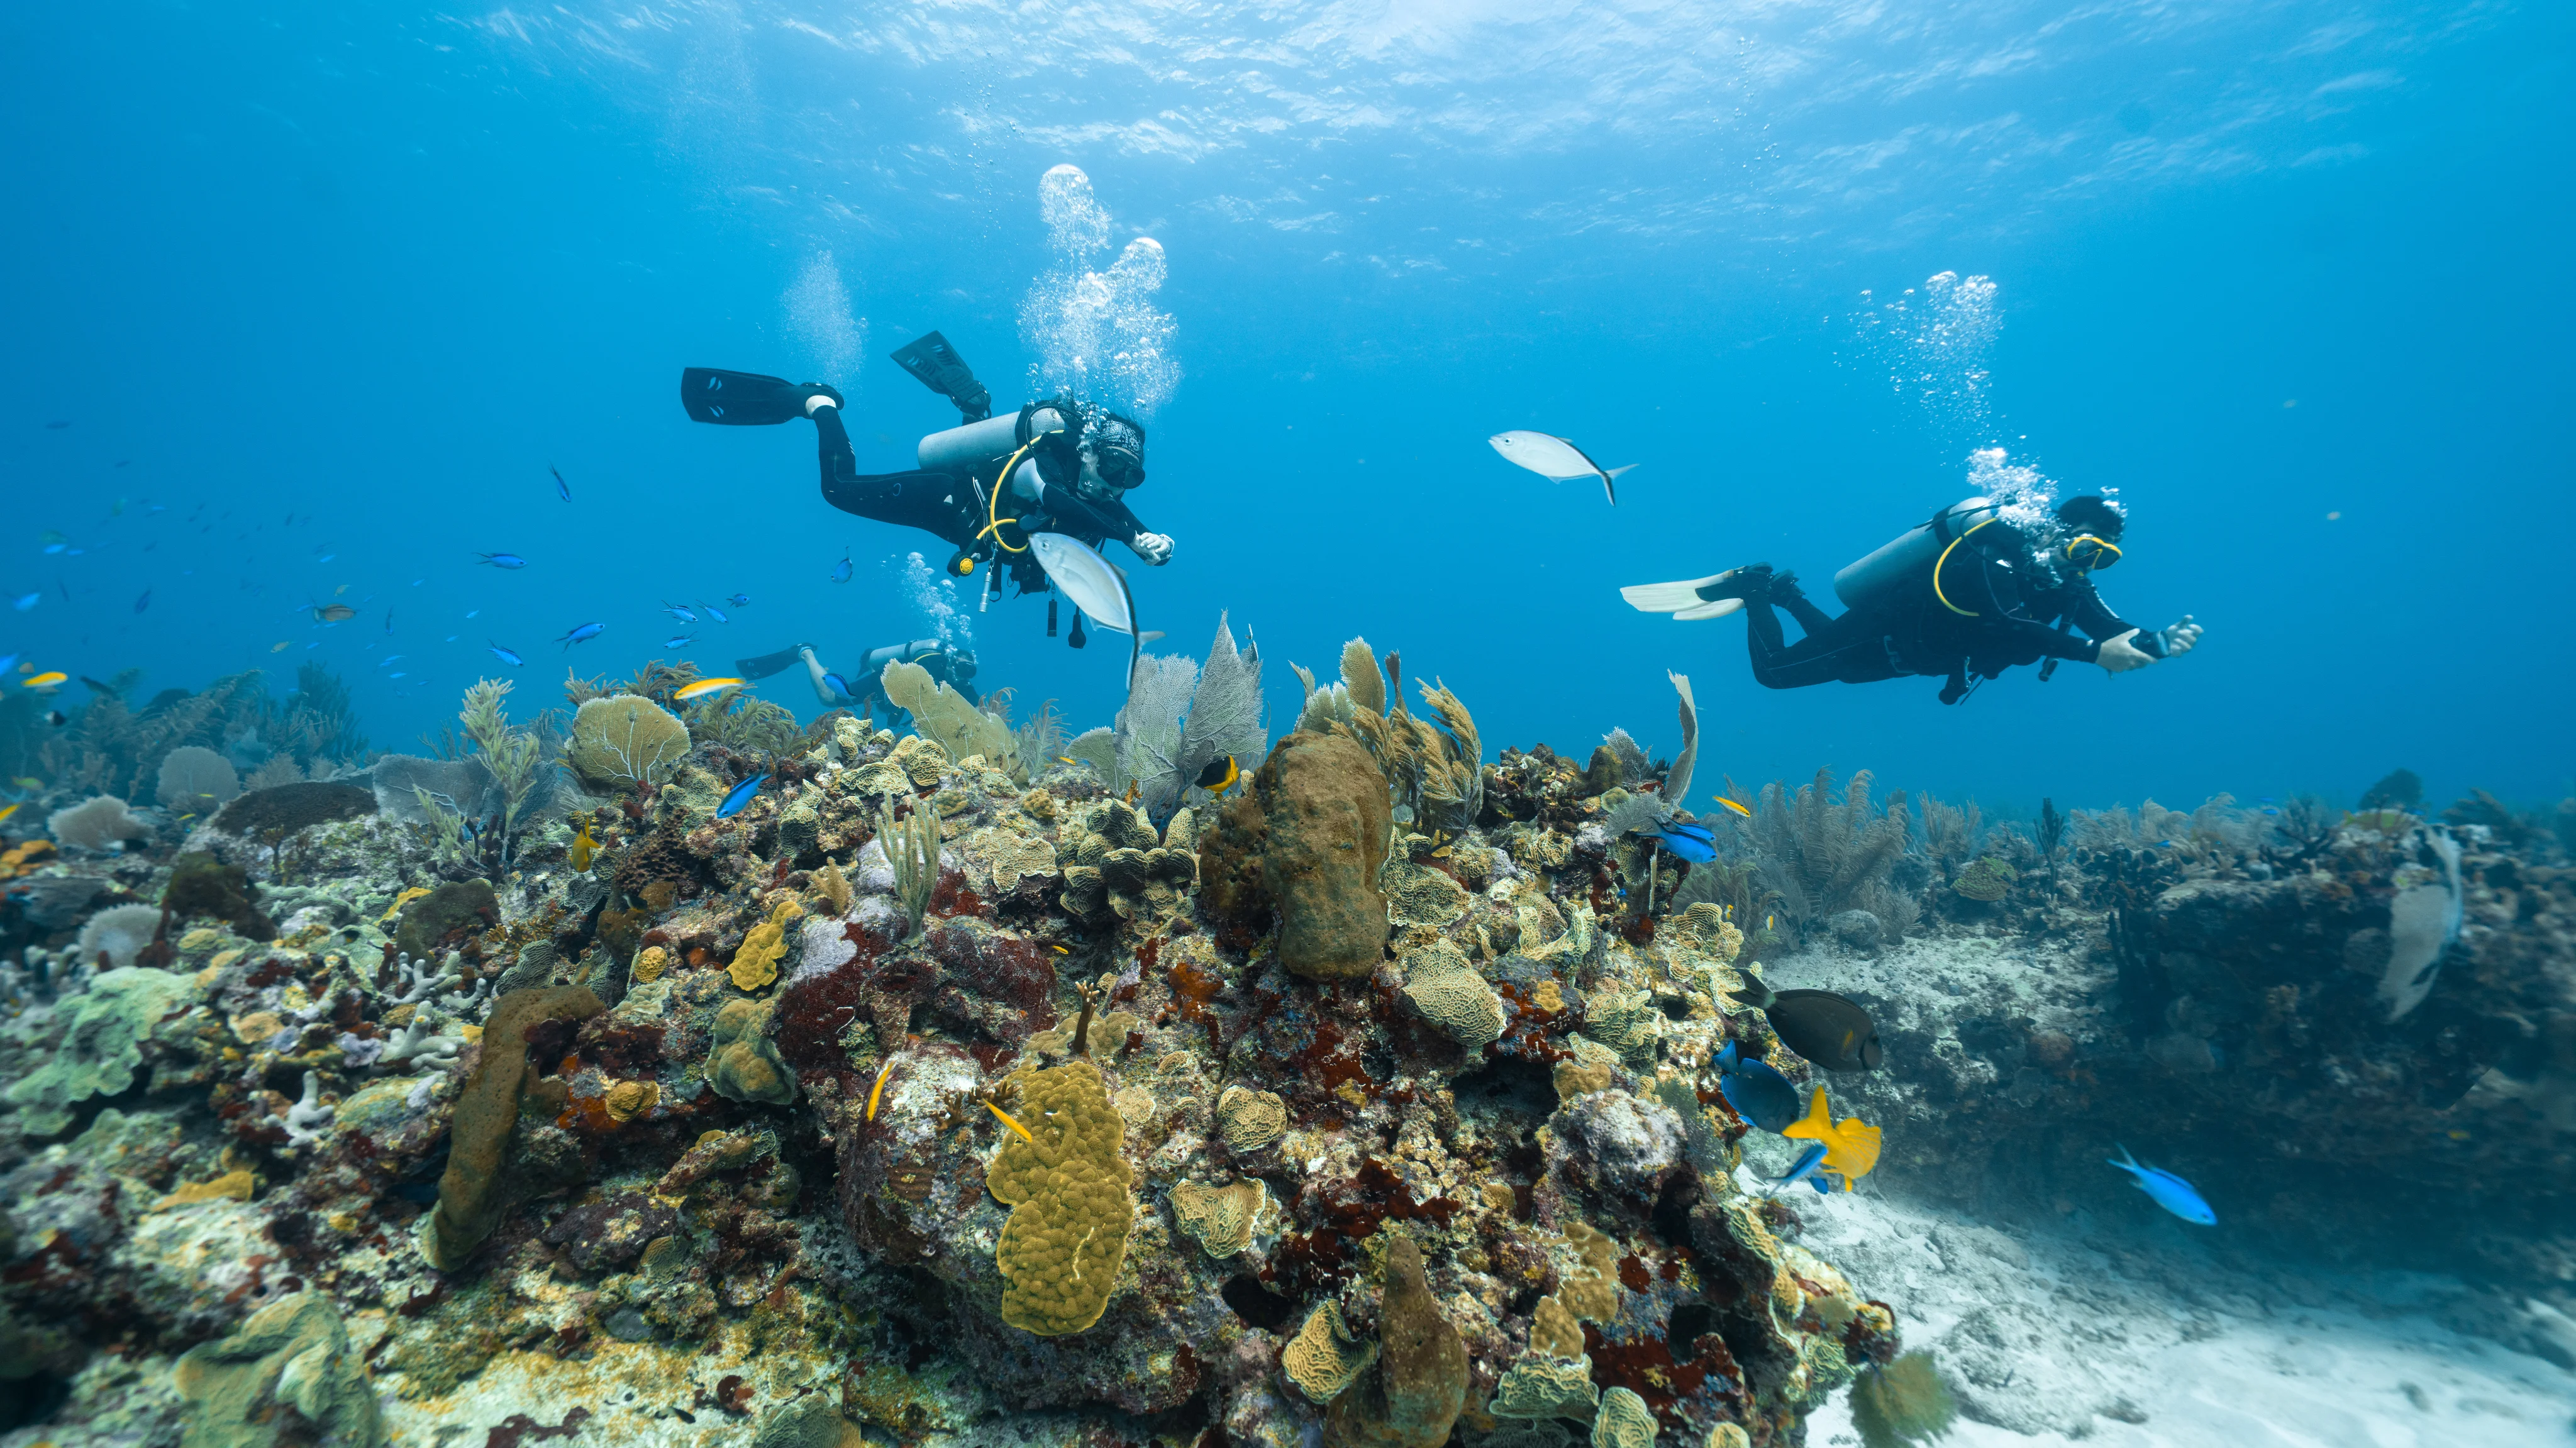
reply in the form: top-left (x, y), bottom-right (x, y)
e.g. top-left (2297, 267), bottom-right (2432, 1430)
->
top-left (1624, 494), bottom-right (2202, 704)
top-left (732, 639), bottom-right (978, 728)
top-left (681, 333), bottom-right (1172, 617)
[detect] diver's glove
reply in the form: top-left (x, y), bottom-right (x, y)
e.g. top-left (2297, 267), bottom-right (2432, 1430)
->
top-left (1131, 532), bottom-right (1174, 566)
top-left (801, 384), bottom-right (845, 416)
top-left (2095, 629), bottom-right (2158, 674)
top-left (2158, 615), bottom-right (2202, 656)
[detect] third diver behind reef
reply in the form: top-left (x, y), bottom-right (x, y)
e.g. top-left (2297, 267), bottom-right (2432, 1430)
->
top-left (732, 639), bottom-right (976, 730)
top-left (1624, 494), bottom-right (2202, 705)
top-left (680, 333), bottom-right (1172, 622)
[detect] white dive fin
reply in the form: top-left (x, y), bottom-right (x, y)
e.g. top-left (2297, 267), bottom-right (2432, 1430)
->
top-left (1619, 573), bottom-right (1731, 613)
top-left (1671, 598), bottom-right (1744, 621)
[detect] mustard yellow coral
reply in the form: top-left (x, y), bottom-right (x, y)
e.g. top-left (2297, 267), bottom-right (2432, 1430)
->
top-left (986, 1060), bottom-right (1134, 1335)
top-left (728, 898), bottom-right (804, 992)
top-left (1282, 1301), bottom-right (1375, 1405)
top-left (1170, 1178), bottom-right (1269, 1257)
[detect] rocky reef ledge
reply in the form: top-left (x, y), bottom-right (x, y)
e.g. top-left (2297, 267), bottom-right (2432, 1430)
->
top-left (0, 648), bottom-right (1902, 1448)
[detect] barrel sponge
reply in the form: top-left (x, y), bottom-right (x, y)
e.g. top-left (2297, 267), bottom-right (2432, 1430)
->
top-left (1321, 1235), bottom-right (1467, 1448)
top-left (1216, 1085), bottom-right (1287, 1154)
top-left (419, 985), bottom-right (604, 1270)
top-left (1282, 1301), bottom-right (1376, 1405)
top-left (1589, 1388), bottom-right (1656, 1448)
top-left (986, 1059), bottom-right (1134, 1335)
top-left (566, 694), bottom-right (691, 794)
top-left (4, 966), bottom-right (197, 1137)
top-left (1253, 732), bottom-right (1392, 981)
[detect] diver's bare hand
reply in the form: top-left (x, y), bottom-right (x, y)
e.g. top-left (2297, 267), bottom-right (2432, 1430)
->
top-left (2096, 629), bottom-right (2157, 674)
top-left (2159, 615), bottom-right (2202, 656)
top-left (1131, 532), bottom-right (1174, 566)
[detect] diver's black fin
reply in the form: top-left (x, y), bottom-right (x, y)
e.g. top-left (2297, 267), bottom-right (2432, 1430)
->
top-left (735, 645), bottom-right (808, 681)
top-left (888, 332), bottom-right (992, 423)
top-left (680, 368), bottom-right (810, 426)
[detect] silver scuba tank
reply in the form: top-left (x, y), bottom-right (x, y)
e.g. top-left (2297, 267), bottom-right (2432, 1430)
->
top-left (1833, 497), bottom-right (2003, 613)
top-left (915, 404), bottom-right (1074, 476)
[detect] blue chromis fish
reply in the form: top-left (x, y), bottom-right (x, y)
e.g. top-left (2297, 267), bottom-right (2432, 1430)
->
top-left (663, 634), bottom-right (697, 649)
top-left (551, 465), bottom-right (570, 502)
top-left (661, 601), bottom-right (697, 622)
top-left (829, 552), bottom-right (853, 584)
top-left (698, 602), bottom-right (729, 624)
top-left (558, 622), bottom-right (605, 648)
top-left (133, 589), bottom-right (150, 613)
top-left (1647, 819), bottom-right (1718, 863)
top-left (716, 772), bottom-right (769, 819)
top-left (2109, 1146), bottom-right (2215, 1225)
top-left (821, 672), bottom-right (851, 699)
top-left (477, 553), bottom-right (528, 569)
top-left (725, 593), bottom-right (751, 607)
top-left (488, 641), bottom-right (524, 666)
top-left (1716, 1039), bottom-right (1802, 1134)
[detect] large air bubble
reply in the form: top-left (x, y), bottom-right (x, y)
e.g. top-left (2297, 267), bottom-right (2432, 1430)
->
top-left (1020, 166), bottom-right (1180, 417)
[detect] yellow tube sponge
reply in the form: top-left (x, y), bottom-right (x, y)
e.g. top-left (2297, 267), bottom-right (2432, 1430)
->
top-left (986, 1061), bottom-right (1134, 1335)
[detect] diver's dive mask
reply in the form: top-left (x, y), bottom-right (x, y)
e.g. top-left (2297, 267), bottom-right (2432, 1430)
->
top-left (1084, 414), bottom-right (1147, 490)
top-left (2063, 534), bottom-right (2123, 572)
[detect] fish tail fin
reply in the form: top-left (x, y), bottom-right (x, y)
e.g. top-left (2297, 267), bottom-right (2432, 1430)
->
top-left (1728, 975), bottom-right (1774, 1011)
top-left (2108, 1144), bottom-right (2139, 1171)
top-left (1716, 1039), bottom-right (1741, 1071)
top-left (1604, 464), bottom-right (1638, 478)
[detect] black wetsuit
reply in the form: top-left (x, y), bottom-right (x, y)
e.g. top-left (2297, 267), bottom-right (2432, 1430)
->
top-left (1748, 519), bottom-right (2165, 703)
top-left (812, 406), bottom-right (1151, 580)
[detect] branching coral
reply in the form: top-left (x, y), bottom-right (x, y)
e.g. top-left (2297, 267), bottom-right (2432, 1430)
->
top-left (458, 678), bottom-right (550, 866)
top-left (877, 801), bottom-right (943, 941)
top-left (1752, 768), bottom-right (1913, 939)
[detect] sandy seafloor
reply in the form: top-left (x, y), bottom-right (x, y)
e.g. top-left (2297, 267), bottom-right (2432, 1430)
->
top-left (1738, 935), bottom-right (2576, 1448)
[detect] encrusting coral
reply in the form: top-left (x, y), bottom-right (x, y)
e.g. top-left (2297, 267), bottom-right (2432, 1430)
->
top-left (986, 1054), bottom-right (1135, 1335)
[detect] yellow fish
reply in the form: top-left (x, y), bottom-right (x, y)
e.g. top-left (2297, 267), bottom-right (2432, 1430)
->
top-left (1781, 1087), bottom-right (1882, 1192)
top-left (270, 641), bottom-right (292, 653)
top-left (570, 821), bottom-right (599, 871)
top-left (0, 803), bottom-right (19, 826)
top-left (21, 672), bottom-right (67, 690)
top-left (1195, 754), bottom-right (1240, 793)
top-left (1714, 797), bottom-right (1753, 819)
top-left (671, 677), bottom-right (747, 702)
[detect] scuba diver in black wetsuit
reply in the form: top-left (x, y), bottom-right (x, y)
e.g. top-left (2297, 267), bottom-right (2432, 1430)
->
top-left (1624, 494), bottom-right (2203, 705)
top-left (732, 640), bottom-right (978, 728)
top-left (680, 333), bottom-right (1172, 627)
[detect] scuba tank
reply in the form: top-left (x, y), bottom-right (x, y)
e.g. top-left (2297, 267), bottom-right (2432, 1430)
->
top-left (916, 402), bottom-right (1076, 477)
top-left (1833, 497), bottom-right (2004, 614)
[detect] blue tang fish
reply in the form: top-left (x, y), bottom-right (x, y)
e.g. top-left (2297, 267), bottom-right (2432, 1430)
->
top-left (2109, 1146), bottom-right (2216, 1225)
top-left (477, 553), bottom-right (528, 569)
top-left (1768, 1142), bottom-right (1834, 1195)
top-left (558, 622), bottom-right (605, 648)
top-left (487, 640), bottom-right (524, 666)
top-left (1648, 819), bottom-right (1717, 864)
top-left (1716, 1039), bottom-right (1802, 1134)
top-left (716, 772), bottom-right (769, 819)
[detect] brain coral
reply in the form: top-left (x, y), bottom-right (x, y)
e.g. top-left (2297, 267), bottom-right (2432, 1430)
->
top-left (1283, 1301), bottom-right (1376, 1405)
top-left (986, 1060), bottom-right (1134, 1335)
top-left (1589, 1388), bottom-right (1656, 1448)
top-left (1399, 946), bottom-right (1505, 1049)
top-left (1216, 1085), bottom-right (1287, 1154)
top-left (1170, 1178), bottom-right (1269, 1257)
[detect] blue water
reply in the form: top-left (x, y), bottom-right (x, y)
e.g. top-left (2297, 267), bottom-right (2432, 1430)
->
top-left (4, 2), bottom-right (2568, 812)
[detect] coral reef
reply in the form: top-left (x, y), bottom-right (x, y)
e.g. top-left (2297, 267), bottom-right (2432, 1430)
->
top-left (0, 646), bottom-right (1945, 1448)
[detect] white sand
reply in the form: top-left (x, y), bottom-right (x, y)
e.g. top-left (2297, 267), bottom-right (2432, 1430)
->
top-left (1727, 934), bottom-right (2576, 1445)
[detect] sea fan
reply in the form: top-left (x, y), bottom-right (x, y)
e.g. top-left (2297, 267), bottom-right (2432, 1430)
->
top-left (1849, 1350), bottom-right (1956, 1447)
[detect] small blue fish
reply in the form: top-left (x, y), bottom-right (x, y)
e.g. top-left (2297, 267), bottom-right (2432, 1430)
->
top-left (830, 552), bottom-right (853, 584)
top-left (2108, 1146), bottom-right (2215, 1225)
top-left (716, 772), bottom-right (769, 819)
top-left (477, 553), bottom-right (527, 569)
top-left (663, 634), bottom-right (697, 649)
top-left (725, 593), bottom-right (751, 607)
top-left (466, 610), bottom-right (480, 619)
top-left (389, 671), bottom-right (406, 679)
top-left (558, 622), bottom-right (605, 648)
top-left (551, 465), bottom-right (570, 503)
top-left (133, 589), bottom-right (150, 613)
top-left (821, 671), bottom-right (851, 699)
top-left (1648, 821), bottom-right (1718, 865)
top-left (488, 641), bottom-right (524, 666)
top-left (1716, 1040), bottom-right (1803, 1135)
top-left (42, 543), bottom-right (65, 556)
top-left (11, 594), bottom-right (36, 612)
top-left (379, 655), bottom-right (404, 666)
top-left (699, 602), bottom-right (729, 624)
top-left (0, 654), bottom-right (14, 673)
top-left (660, 602), bottom-right (697, 623)
top-left (1769, 1142), bottom-right (1832, 1195)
